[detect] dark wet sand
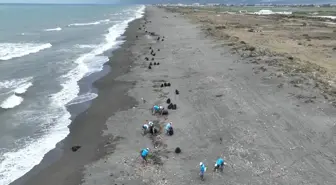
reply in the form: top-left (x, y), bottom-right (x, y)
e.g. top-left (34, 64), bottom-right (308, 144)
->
top-left (10, 18), bottom-right (142, 185)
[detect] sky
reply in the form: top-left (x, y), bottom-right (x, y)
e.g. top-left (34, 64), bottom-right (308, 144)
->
top-left (0, 0), bottom-right (119, 3)
top-left (0, 0), bottom-right (334, 4)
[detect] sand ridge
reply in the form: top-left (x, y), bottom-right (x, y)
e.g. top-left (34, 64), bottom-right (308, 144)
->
top-left (82, 6), bottom-right (336, 185)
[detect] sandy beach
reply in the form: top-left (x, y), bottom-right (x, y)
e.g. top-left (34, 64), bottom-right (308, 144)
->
top-left (10, 6), bottom-right (336, 185)
top-left (80, 6), bottom-right (336, 185)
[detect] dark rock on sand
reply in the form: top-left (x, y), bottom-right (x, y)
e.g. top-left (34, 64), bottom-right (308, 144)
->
top-left (175, 89), bottom-right (179, 95)
top-left (167, 83), bottom-right (171, 86)
top-left (148, 65), bottom-right (152, 69)
top-left (168, 103), bottom-right (173, 109)
top-left (162, 110), bottom-right (168, 115)
top-left (161, 84), bottom-right (164, 88)
top-left (154, 62), bottom-right (157, 65)
top-left (164, 82), bottom-right (167, 86)
top-left (152, 53), bottom-right (156, 56)
top-left (172, 104), bottom-right (177, 110)
top-left (136, 36), bottom-right (138, 38)
top-left (157, 62), bottom-right (160, 65)
top-left (166, 98), bottom-right (171, 104)
top-left (71, 146), bottom-right (81, 152)
top-left (152, 58), bottom-right (154, 61)
top-left (162, 39), bottom-right (164, 41)
top-left (158, 49), bottom-right (160, 51)
top-left (175, 147), bottom-right (181, 153)
top-left (157, 37), bottom-right (160, 41)
top-left (149, 62), bottom-right (152, 65)
top-left (145, 57), bottom-right (149, 61)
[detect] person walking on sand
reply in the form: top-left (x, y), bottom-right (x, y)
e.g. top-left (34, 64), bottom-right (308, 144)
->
top-left (199, 162), bottom-right (207, 180)
top-left (140, 148), bottom-right (150, 163)
top-left (213, 157), bottom-right (226, 172)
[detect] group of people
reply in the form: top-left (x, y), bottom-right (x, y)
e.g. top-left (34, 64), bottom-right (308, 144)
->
top-left (139, 105), bottom-right (226, 180)
top-left (142, 105), bottom-right (174, 136)
top-left (199, 157), bottom-right (226, 180)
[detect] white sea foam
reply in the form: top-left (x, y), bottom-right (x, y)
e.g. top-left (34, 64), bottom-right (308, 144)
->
top-left (66, 92), bottom-right (98, 106)
top-left (68, 19), bottom-right (110, 27)
top-left (0, 94), bottom-right (24, 109)
top-left (0, 77), bottom-right (33, 90)
top-left (75, 44), bottom-right (98, 49)
top-left (44, 27), bottom-right (62, 32)
top-left (0, 78), bottom-right (33, 109)
top-left (0, 43), bottom-right (52, 61)
top-left (0, 5), bottom-right (146, 185)
top-left (84, 56), bottom-right (109, 77)
top-left (14, 82), bottom-right (33, 94)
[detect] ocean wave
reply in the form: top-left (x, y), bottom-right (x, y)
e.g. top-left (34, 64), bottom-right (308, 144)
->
top-left (14, 82), bottom-right (33, 94)
top-left (66, 92), bottom-right (98, 106)
top-left (75, 44), bottom-right (98, 49)
top-left (0, 77), bottom-right (33, 90)
top-left (84, 56), bottom-right (109, 77)
top-left (0, 5), bottom-right (146, 185)
top-left (44, 27), bottom-right (62, 32)
top-left (0, 94), bottom-right (23, 109)
top-left (0, 43), bottom-right (52, 61)
top-left (68, 19), bottom-right (110, 27)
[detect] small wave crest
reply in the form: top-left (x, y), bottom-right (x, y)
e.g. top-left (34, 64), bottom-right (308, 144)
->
top-left (14, 82), bottom-right (33, 94)
top-left (68, 19), bottom-right (110, 27)
top-left (75, 44), bottom-right (98, 49)
top-left (0, 94), bottom-right (23, 109)
top-left (0, 43), bottom-right (52, 61)
top-left (0, 77), bottom-right (33, 90)
top-left (66, 92), bottom-right (98, 106)
top-left (44, 27), bottom-right (62, 32)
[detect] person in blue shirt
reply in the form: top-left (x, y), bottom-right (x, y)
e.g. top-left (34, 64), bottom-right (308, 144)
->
top-left (199, 162), bottom-right (206, 180)
top-left (165, 122), bottom-right (173, 135)
top-left (140, 148), bottom-right (150, 162)
top-left (214, 157), bottom-right (225, 172)
top-left (152, 105), bottom-right (164, 115)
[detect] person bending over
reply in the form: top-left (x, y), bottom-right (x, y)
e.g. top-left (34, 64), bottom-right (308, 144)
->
top-left (140, 148), bottom-right (150, 163)
top-left (214, 157), bottom-right (225, 172)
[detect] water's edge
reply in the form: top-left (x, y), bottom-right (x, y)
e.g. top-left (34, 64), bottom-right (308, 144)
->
top-left (9, 11), bottom-right (144, 185)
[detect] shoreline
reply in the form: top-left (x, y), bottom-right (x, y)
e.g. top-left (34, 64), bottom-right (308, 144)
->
top-left (8, 5), bottom-right (336, 185)
top-left (9, 16), bottom-right (143, 185)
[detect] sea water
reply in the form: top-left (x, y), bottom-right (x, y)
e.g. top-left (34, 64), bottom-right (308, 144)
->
top-left (0, 4), bottom-right (145, 185)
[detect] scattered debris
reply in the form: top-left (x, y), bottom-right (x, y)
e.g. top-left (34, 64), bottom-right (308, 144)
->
top-left (71, 146), bottom-right (81, 152)
top-left (175, 147), bottom-right (181, 153)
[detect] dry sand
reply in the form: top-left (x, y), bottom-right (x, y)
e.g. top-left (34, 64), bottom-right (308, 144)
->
top-left (81, 7), bottom-right (336, 185)
top-left (167, 7), bottom-right (336, 103)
